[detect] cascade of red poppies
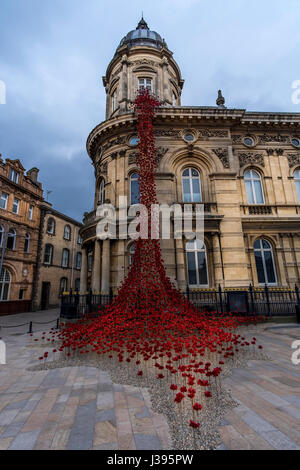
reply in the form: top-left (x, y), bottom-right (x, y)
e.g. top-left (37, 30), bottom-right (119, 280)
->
top-left (39, 89), bottom-right (265, 435)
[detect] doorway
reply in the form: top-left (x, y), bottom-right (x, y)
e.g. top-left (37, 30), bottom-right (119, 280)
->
top-left (41, 282), bottom-right (51, 310)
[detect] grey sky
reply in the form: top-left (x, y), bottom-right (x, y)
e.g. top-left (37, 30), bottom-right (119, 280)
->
top-left (0, 0), bottom-right (299, 220)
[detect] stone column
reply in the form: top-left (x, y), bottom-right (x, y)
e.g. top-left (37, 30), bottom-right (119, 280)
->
top-left (175, 238), bottom-right (186, 291)
top-left (101, 239), bottom-right (110, 293)
top-left (92, 239), bottom-right (101, 292)
top-left (212, 233), bottom-right (224, 287)
top-left (80, 247), bottom-right (88, 293)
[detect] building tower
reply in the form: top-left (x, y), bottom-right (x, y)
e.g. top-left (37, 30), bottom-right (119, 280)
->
top-left (80, 18), bottom-right (300, 295)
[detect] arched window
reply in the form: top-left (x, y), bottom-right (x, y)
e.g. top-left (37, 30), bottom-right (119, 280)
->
top-left (172, 92), bottom-right (177, 106)
top-left (64, 225), bottom-right (71, 240)
top-left (7, 229), bottom-right (16, 250)
top-left (59, 277), bottom-right (68, 295)
top-left (244, 169), bottom-right (264, 204)
top-left (0, 226), bottom-right (4, 248)
top-left (44, 244), bottom-right (53, 264)
top-left (129, 243), bottom-right (135, 266)
top-left (62, 249), bottom-right (69, 268)
top-left (294, 169), bottom-right (300, 203)
top-left (186, 239), bottom-right (208, 287)
top-left (24, 233), bottom-right (30, 253)
top-left (254, 238), bottom-right (277, 285)
top-left (76, 252), bottom-right (82, 269)
top-left (98, 179), bottom-right (105, 205)
top-left (75, 278), bottom-right (80, 291)
top-left (0, 268), bottom-right (11, 301)
top-left (112, 89), bottom-right (117, 112)
top-left (47, 218), bottom-right (55, 234)
top-left (182, 168), bottom-right (202, 203)
top-left (130, 173), bottom-right (140, 205)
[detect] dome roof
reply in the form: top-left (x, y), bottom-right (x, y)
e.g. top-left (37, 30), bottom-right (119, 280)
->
top-left (117, 17), bottom-right (167, 51)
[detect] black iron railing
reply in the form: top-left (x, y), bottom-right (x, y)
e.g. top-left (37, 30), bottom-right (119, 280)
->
top-left (60, 284), bottom-right (300, 320)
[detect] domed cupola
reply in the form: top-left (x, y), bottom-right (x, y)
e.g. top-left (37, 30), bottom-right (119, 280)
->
top-left (103, 17), bottom-right (184, 119)
top-left (117, 17), bottom-right (167, 51)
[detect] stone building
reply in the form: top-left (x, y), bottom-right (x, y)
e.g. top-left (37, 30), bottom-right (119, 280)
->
top-left (32, 205), bottom-right (83, 310)
top-left (80, 17), bottom-right (300, 293)
top-left (0, 157), bottom-right (43, 313)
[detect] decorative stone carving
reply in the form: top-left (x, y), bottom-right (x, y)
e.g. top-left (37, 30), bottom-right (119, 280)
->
top-left (232, 135), bottom-right (242, 144)
top-left (266, 148), bottom-right (284, 156)
top-left (287, 153), bottom-right (300, 168)
top-left (154, 129), bottom-right (179, 137)
top-left (156, 147), bottom-right (169, 165)
top-left (130, 59), bottom-right (158, 67)
top-left (198, 129), bottom-right (228, 138)
top-left (238, 152), bottom-right (265, 167)
top-left (258, 134), bottom-right (292, 144)
top-left (128, 152), bottom-right (138, 165)
top-left (212, 148), bottom-right (230, 168)
top-left (99, 162), bottom-right (108, 175)
top-left (101, 135), bottom-right (127, 153)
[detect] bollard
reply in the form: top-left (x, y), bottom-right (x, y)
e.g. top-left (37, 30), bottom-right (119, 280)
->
top-left (296, 305), bottom-right (300, 324)
top-left (28, 321), bottom-right (33, 334)
top-left (56, 318), bottom-right (60, 330)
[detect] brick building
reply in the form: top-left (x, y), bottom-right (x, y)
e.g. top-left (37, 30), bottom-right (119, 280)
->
top-left (0, 157), bottom-right (43, 314)
top-left (32, 205), bottom-right (83, 310)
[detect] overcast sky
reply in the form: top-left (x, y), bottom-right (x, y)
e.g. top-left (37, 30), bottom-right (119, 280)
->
top-left (1, 0), bottom-right (300, 220)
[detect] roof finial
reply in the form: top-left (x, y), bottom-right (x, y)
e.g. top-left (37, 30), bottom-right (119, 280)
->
top-left (136, 15), bottom-right (149, 30)
top-left (216, 89), bottom-right (226, 108)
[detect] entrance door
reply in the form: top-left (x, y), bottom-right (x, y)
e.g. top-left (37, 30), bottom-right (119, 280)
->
top-left (41, 282), bottom-right (50, 310)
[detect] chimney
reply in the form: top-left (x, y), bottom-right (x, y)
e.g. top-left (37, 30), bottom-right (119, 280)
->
top-left (27, 167), bottom-right (39, 183)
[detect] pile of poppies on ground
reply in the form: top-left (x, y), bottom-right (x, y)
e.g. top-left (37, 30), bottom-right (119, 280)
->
top-left (36, 90), bottom-right (266, 444)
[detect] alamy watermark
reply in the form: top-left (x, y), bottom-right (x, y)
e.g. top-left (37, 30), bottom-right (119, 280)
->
top-left (96, 198), bottom-right (204, 241)
top-left (0, 80), bottom-right (6, 104)
top-left (0, 340), bottom-right (6, 364)
top-left (291, 340), bottom-right (300, 365)
top-left (291, 80), bottom-right (300, 105)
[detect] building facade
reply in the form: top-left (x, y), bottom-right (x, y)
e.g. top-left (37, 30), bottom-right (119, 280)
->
top-left (80, 18), bottom-right (300, 293)
top-left (32, 205), bottom-right (83, 310)
top-left (0, 157), bottom-right (43, 313)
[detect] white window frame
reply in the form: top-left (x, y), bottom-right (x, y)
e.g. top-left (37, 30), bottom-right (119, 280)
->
top-left (9, 169), bottom-right (19, 184)
top-left (99, 180), bottom-right (105, 205)
top-left (0, 226), bottom-right (4, 247)
top-left (7, 229), bottom-right (16, 250)
top-left (12, 198), bottom-right (20, 214)
top-left (138, 77), bottom-right (153, 92)
top-left (254, 238), bottom-right (277, 286)
top-left (64, 225), bottom-right (71, 240)
top-left (76, 252), bottom-right (82, 270)
top-left (44, 244), bottom-right (53, 265)
top-left (60, 277), bottom-right (68, 294)
top-left (47, 218), bottom-right (55, 234)
top-left (24, 233), bottom-right (30, 253)
top-left (0, 268), bottom-right (11, 301)
top-left (130, 173), bottom-right (140, 205)
top-left (0, 192), bottom-right (8, 210)
top-left (62, 249), bottom-right (69, 268)
top-left (112, 89), bottom-right (117, 112)
top-left (28, 205), bottom-right (33, 220)
top-left (244, 169), bottom-right (265, 205)
top-left (182, 168), bottom-right (202, 203)
top-left (186, 239), bottom-right (209, 287)
top-left (294, 169), bottom-right (300, 203)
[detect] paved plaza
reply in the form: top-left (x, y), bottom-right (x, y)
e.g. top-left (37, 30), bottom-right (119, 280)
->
top-left (0, 311), bottom-right (299, 450)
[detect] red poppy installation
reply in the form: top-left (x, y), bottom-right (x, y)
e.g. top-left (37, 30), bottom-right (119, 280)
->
top-left (41, 89), bottom-right (264, 433)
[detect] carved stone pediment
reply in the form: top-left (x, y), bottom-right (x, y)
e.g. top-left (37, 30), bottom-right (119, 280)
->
top-left (198, 129), bottom-right (228, 138)
top-left (238, 152), bottom-right (265, 167)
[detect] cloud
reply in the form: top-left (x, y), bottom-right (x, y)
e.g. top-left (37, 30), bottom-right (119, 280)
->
top-left (0, 0), bottom-right (300, 220)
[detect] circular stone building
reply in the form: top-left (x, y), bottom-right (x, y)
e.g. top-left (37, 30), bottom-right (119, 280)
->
top-left (80, 17), bottom-right (300, 294)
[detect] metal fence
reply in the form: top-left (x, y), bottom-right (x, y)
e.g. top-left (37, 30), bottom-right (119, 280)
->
top-left (60, 284), bottom-right (300, 320)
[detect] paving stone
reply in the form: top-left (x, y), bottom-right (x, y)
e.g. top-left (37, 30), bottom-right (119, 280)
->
top-left (134, 433), bottom-right (162, 450)
top-left (4, 400), bottom-right (28, 411)
top-left (135, 406), bottom-right (151, 419)
top-left (1, 421), bottom-right (26, 438)
top-left (9, 430), bottom-right (40, 450)
top-left (96, 408), bottom-right (116, 425)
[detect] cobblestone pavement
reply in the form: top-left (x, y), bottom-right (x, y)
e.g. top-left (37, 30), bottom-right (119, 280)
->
top-left (0, 323), bottom-right (299, 450)
top-left (217, 324), bottom-right (300, 450)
